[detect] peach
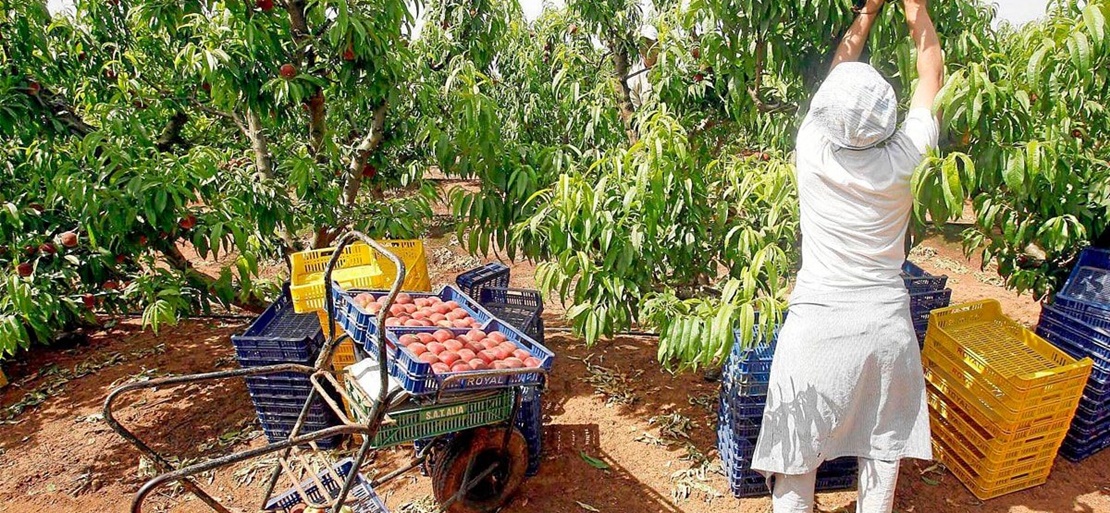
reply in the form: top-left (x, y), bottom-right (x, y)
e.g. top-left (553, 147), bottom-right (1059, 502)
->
top-left (426, 342), bottom-right (446, 355)
top-left (439, 351), bottom-right (461, 366)
top-left (524, 357), bottom-right (542, 368)
top-left (444, 339), bottom-right (464, 352)
top-left (419, 352), bottom-right (440, 364)
top-left (451, 362), bottom-right (473, 373)
top-left (433, 329), bottom-right (454, 343)
top-left (478, 350), bottom-right (498, 365)
top-left (457, 349), bottom-right (477, 362)
top-left (503, 357), bottom-right (524, 369)
top-left (469, 359), bottom-right (489, 371)
top-left (408, 343), bottom-right (427, 356)
top-left (432, 362), bottom-right (451, 374)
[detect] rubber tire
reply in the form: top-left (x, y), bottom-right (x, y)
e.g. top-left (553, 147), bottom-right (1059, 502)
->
top-left (431, 427), bottom-right (529, 513)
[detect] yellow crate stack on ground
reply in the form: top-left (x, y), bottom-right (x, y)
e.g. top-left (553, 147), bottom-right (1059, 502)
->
top-left (922, 300), bottom-right (1092, 500)
top-left (373, 239), bottom-right (431, 292)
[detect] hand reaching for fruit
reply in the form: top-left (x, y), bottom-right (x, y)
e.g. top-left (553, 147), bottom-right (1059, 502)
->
top-left (351, 292), bottom-right (483, 329)
top-left (395, 329), bottom-right (543, 375)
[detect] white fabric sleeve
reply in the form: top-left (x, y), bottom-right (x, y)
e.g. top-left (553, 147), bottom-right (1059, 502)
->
top-left (901, 108), bottom-right (939, 155)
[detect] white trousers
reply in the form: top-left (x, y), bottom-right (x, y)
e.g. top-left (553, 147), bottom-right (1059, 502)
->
top-left (771, 458), bottom-right (899, 513)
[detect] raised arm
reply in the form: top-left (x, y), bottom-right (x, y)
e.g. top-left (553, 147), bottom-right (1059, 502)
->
top-left (904, 0), bottom-right (944, 112)
top-left (830, 0), bottom-right (887, 70)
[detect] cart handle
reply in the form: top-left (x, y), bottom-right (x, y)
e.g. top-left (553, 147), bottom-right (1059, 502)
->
top-left (321, 231), bottom-right (405, 427)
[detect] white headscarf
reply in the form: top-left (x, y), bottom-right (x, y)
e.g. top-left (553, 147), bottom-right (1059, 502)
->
top-left (809, 62), bottom-right (898, 150)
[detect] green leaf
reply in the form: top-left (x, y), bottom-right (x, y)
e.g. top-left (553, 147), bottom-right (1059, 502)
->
top-left (1083, 3), bottom-right (1107, 49)
top-left (579, 451), bottom-right (610, 470)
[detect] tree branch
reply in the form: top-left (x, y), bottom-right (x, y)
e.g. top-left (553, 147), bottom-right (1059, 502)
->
top-left (747, 40), bottom-right (798, 115)
top-left (29, 85), bottom-right (97, 137)
top-left (284, 0), bottom-right (327, 157)
top-left (342, 100), bottom-right (389, 206)
top-left (610, 40), bottom-right (639, 145)
top-left (155, 111), bottom-right (191, 152)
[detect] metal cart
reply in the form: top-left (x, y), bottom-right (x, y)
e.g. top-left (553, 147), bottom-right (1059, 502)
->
top-left (104, 232), bottom-right (544, 513)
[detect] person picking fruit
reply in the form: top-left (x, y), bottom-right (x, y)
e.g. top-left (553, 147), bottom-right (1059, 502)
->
top-left (748, 1), bottom-right (943, 512)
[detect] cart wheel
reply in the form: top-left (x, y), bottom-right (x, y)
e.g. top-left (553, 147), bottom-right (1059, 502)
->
top-left (431, 427), bottom-right (528, 513)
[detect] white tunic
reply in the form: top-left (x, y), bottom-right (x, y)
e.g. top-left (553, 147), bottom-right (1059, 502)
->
top-left (750, 108), bottom-right (939, 474)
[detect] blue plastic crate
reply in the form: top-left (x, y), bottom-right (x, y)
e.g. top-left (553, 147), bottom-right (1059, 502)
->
top-left (333, 284), bottom-right (495, 354)
top-left (1039, 304), bottom-right (1110, 361)
top-left (720, 378), bottom-right (770, 397)
top-left (723, 396), bottom-right (767, 420)
top-left (1070, 409), bottom-right (1110, 438)
top-left (516, 387), bottom-right (544, 476)
top-left (254, 400), bottom-right (332, 421)
top-left (261, 425), bottom-right (340, 449)
top-left (1053, 248), bottom-right (1110, 328)
top-left (480, 287), bottom-right (544, 344)
top-left (383, 319), bottom-right (556, 396)
top-left (1060, 435), bottom-right (1110, 462)
top-left (456, 263), bottom-right (510, 299)
top-left (1076, 395), bottom-right (1110, 422)
top-left (1037, 306), bottom-right (1110, 395)
top-left (720, 445), bottom-right (857, 497)
top-left (725, 329), bottom-right (777, 376)
top-left (718, 412), bottom-right (763, 441)
top-left (815, 473), bottom-right (858, 492)
top-left (902, 261), bottom-right (948, 294)
top-left (251, 384), bottom-right (317, 404)
top-left (264, 458), bottom-right (388, 513)
top-left (909, 288), bottom-right (952, 324)
top-left (232, 289), bottom-right (323, 365)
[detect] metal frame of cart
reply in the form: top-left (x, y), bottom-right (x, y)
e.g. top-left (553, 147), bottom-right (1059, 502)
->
top-left (104, 232), bottom-right (545, 513)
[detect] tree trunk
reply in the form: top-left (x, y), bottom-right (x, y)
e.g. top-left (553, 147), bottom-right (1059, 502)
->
top-left (343, 100), bottom-right (389, 207)
top-left (246, 109), bottom-right (275, 181)
top-left (161, 244), bottom-right (267, 313)
top-left (311, 100), bottom-right (390, 249)
top-left (246, 109), bottom-right (300, 252)
top-left (611, 44), bottom-right (639, 145)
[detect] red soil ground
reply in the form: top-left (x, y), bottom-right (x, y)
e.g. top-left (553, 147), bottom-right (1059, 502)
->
top-left (1, 226), bottom-right (1108, 513)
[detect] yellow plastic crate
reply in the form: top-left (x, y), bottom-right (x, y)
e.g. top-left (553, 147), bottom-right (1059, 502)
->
top-left (923, 341), bottom-right (1087, 420)
top-left (926, 384), bottom-right (1070, 465)
top-left (332, 339), bottom-right (358, 374)
top-left (290, 243), bottom-right (383, 313)
top-left (924, 352), bottom-right (1080, 438)
top-left (373, 239), bottom-right (431, 292)
top-left (314, 310), bottom-right (344, 340)
top-left (932, 435), bottom-right (1052, 500)
top-left (925, 300), bottom-right (1093, 395)
top-left (931, 416), bottom-right (1056, 500)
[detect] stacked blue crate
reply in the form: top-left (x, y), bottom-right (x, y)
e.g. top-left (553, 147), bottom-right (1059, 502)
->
top-left (902, 261), bottom-right (952, 347)
top-left (515, 386), bottom-right (544, 476)
top-left (717, 327), bottom-right (858, 497)
top-left (233, 287), bottom-right (341, 448)
top-left (1035, 247), bottom-right (1110, 461)
top-left (456, 263), bottom-right (510, 300)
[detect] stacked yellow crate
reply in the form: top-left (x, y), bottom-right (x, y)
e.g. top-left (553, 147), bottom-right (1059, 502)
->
top-left (922, 300), bottom-right (1092, 500)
